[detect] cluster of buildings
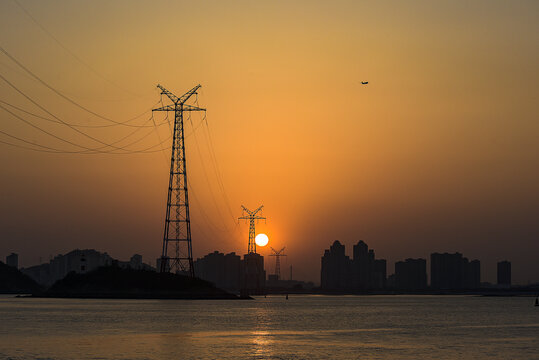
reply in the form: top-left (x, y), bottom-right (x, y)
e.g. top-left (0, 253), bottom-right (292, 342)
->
top-left (321, 240), bottom-right (386, 291)
top-left (193, 251), bottom-right (260, 292)
top-left (393, 253), bottom-right (480, 290)
top-left (3, 244), bottom-right (514, 293)
top-left (320, 240), bottom-right (513, 291)
top-left (4, 248), bottom-right (299, 295)
top-left (193, 250), bottom-right (313, 294)
top-left (9, 250), bottom-right (153, 287)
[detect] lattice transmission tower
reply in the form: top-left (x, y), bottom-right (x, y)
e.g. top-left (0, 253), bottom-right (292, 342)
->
top-left (270, 247), bottom-right (286, 280)
top-left (153, 84), bottom-right (205, 276)
top-left (238, 205), bottom-right (265, 254)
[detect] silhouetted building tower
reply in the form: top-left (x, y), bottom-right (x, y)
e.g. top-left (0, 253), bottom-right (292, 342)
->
top-left (466, 259), bottom-right (481, 289)
top-left (395, 258), bottom-right (427, 290)
top-left (352, 240), bottom-right (373, 290)
top-left (497, 261), bottom-right (511, 287)
top-left (350, 240), bottom-right (386, 290)
top-left (321, 241), bottom-right (351, 291)
top-left (6, 253), bottom-right (18, 269)
top-left (241, 252), bottom-right (266, 295)
top-left (431, 253), bottom-right (463, 289)
top-left (21, 249), bottom-right (113, 287)
top-left (373, 259), bottom-right (387, 289)
top-left (431, 252), bottom-right (480, 290)
top-left (194, 251), bottom-right (242, 291)
top-left (153, 84), bottom-right (205, 276)
top-left (270, 247), bottom-right (286, 280)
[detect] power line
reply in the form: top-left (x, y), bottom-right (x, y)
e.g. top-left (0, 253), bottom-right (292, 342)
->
top-left (0, 46), bottom-right (153, 127)
top-left (201, 113), bottom-right (238, 223)
top-left (188, 111), bottom-right (232, 232)
top-left (0, 99), bottom-right (162, 128)
top-left (0, 104), bottom-right (172, 154)
top-left (193, 94), bottom-right (237, 223)
top-left (0, 127), bottom-right (87, 153)
top-left (0, 125), bottom-right (173, 154)
top-left (0, 104), bottom-right (205, 155)
top-left (11, 0), bottom-right (150, 99)
top-left (0, 73), bottom-right (164, 152)
top-left (0, 103), bottom-right (98, 152)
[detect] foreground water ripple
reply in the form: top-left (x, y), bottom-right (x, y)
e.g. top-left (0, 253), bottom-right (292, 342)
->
top-left (0, 295), bottom-right (538, 359)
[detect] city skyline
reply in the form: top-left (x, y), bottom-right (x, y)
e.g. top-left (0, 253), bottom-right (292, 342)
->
top-left (1, 1), bottom-right (538, 285)
top-left (2, 239), bottom-right (524, 288)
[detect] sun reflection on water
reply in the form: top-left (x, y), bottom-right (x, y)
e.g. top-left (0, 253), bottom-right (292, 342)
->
top-left (251, 304), bottom-right (274, 358)
top-left (252, 330), bottom-right (273, 358)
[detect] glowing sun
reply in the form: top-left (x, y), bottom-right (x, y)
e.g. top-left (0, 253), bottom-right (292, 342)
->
top-left (255, 233), bottom-right (269, 247)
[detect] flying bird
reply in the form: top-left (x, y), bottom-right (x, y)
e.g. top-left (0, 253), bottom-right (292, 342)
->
top-left (361, 81), bottom-right (369, 85)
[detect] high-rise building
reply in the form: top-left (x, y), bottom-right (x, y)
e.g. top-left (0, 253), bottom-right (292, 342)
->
top-left (431, 252), bottom-right (463, 289)
top-left (351, 240), bottom-right (374, 290)
top-left (465, 260), bottom-right (481, 289)
top-left (224, 252), bottom-right (242, 290)
top-left (497, 261), bottom-right (511, 287)
top-left (395, 258), bottom-right (427, 290)
top-left (6, 253), bottom-right (18, 269)
top-left (129, 254), bottom-right (143, 269)
top-left (194, 251), bottom-right (242, 291)
top-left (431, 252), bottom-right (481, 290)
top-left (242, 252), bottom-right (265, 295)
top-left (321, 240), bottom-right (386, 291)
top-left (373, 259), bottom-right (387, 289)
top-left (321, 240), bottom-right (351, 291)
top-left (21, 249), bottom-right (113, 286)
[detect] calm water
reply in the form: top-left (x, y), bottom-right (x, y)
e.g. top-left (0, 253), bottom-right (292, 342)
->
top-left (0, 295), bottom-right (538, 359)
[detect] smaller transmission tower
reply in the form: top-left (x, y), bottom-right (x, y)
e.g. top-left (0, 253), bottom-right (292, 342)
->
top-left (238, 205), bottom-right (265, 254)
top-left (270, 247), bottom-right (286, 280)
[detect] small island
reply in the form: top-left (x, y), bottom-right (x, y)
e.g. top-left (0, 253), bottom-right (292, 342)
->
top-left (6, 265), bottom-right (241, 299)
top-left (0, 261), bottom-right (42, 294)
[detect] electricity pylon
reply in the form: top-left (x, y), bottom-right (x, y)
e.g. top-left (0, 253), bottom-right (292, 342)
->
top-left (238, 205), bottom-right (265, 254)
top-left (153, 84), bottom-right (205, 276)
top-left (270, 247), bottom-right (286, 280)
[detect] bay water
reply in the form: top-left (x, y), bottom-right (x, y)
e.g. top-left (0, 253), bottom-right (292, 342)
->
top-left (1, 295), bottom-right (538, 359)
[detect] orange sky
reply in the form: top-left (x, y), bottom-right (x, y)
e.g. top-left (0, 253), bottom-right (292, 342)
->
top-left (1, 0), bottom-right (538, 284)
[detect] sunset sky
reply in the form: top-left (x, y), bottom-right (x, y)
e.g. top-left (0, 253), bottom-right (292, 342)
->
top-left (1, 0), bottom-right (537, 284)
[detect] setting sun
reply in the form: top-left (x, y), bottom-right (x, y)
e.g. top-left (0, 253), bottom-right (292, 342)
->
top-left (255, 233), bottom-right (269, 247)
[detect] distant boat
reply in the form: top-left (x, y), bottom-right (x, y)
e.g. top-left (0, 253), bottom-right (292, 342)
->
top-left (361, 81), bottom-right (369, 85)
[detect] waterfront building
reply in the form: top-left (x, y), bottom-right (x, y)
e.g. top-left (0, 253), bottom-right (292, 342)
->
top-left (466, 259), bottom-right (481, 289)
top-left (373, 259), bottom-right (387, 289)
top-left (21, 250), bottom-right (153, 287)
top-left (266, 274), bottom-right (314, 291)
top-left (194, 250), bottom-right (268, 294)
top-left (351, 240), bottom-right (374, 290)
top-left (321, 240), bottom-right (351, 291)
top-left (497, 260), bottom-right (511, 287)
top-left (21, 249), bottom-right (113, 286)
top-left (321, 240), bottom-right (386, 291)
top-left (395, 258), bottom-right (427, 290)
top-left (430, 252), bottom-right (481, 290)
top-left (242, 252), bottom-right (265, 295)
top-left (194, 251), bottom-right (242, 291)
top-left (6, 253), bottom-right (18, 269)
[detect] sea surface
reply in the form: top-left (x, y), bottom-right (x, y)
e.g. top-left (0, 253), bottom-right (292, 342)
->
top-left (0, 294), bottom-right (538, 359)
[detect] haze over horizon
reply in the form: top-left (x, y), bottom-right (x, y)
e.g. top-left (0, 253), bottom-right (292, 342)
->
top-left (1, 0), bottom-right (538, 284)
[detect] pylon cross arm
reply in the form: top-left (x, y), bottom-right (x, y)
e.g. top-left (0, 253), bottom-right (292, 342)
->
top-left (153, 104), bottom-right (206, 112)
